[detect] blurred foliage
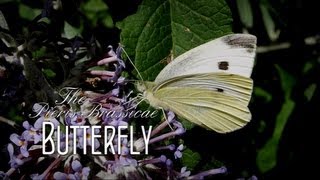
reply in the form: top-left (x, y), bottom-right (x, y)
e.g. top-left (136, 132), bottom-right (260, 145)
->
top-left (181, 148), bottom-right (201, 171)
top-left (0, 0), bottom-right (319, 179)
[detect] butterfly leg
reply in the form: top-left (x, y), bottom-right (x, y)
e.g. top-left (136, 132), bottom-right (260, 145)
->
top-left (160, 107), bottom-right (174, 131)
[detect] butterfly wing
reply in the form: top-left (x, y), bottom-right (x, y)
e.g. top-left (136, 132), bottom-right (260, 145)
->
top-left (146, 34), bottom-right (256, 132)
top-left (154, 73), bottom-right (253, 105)
top-left (153, 86), bottom-right (251, 133)
top-left (154, 34), bottom-right (257, 84)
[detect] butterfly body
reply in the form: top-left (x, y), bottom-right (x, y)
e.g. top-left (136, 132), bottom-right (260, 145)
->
top-left (136, 81), bottom-right (164, 109)
top-left (136, 34), bottom-right (257, 133)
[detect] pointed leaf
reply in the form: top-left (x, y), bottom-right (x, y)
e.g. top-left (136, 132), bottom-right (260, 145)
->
top-left (236, 0), bottom-right (253, 28)
top-left (181, 148), bottom-right (201, 171)
top-left (0, 11), bottom-right (9, 30)
top-left (117, 0), bottom-right (232, 80)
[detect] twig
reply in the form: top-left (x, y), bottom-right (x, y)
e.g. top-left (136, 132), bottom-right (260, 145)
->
top-left (38, 156), bottom-right (63, 179)
top-left (0, 116), bottom-right (18, 128)
top-left (257, 35), bottom-right (319, 54)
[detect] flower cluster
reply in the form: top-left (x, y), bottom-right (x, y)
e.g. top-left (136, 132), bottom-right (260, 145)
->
top-left (0, 47), bottom-right (227, 180)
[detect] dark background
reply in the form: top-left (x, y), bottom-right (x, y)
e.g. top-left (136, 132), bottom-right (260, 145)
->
top-left (1, 0), bottom-right (320, 179)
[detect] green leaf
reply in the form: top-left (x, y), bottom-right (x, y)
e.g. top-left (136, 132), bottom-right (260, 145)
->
top-left (275, 65), bottom-right (296, 99)
top-left (19, 4), bottom-right (41, 21)
top-left (22, 55), bottom-right (62, 105)
top-left (181, 148), bottom-right (201, 171)
top-left (63, 22), bottom-right (82, 39)
top-left (117, 0), bottom-right (232, 80)
top-left (81, 0), bottom-right (113, 28)
top-left (256, 66), bottom-right (296, 173)
top-left (8, 107), bottom-right (23, 123)
top-left (0, 10), bottom-right (9, 30)
top-left (82, 0), bottom-right (108, 12)
top-left (42, 68), bottom-right (56, 78)
top-left (304, 83), bottom-right (317, 101)
top-left (0, 0), bottom-right (15, 4)
top-left (202, 157), bottom-right (224, 170)
top-left (181, 118), bottom-right (195, 130)
top-left (101, 14), bottom-right (114, 28)
top-left (302, 61), bottom-right (314, 74)
top-left (38, 17), bottom-right (51, 24)
top-left (0, 32), bottom-right (16, 48)
top-left (32, 46), bottom-right (47, 59)
top-left (253, 87), bottom-right (272, 103)
top-left (259, 2), bottom-right (280, 41)
top-left (236, 0), bottom-right (253, 28)
top-left (256, 99), bottom-right (295, 173)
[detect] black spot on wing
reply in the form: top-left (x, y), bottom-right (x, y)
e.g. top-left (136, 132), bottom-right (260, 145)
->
top-left (217, 88), bottom-right (224, 92)
top-left (223, 34), bottom-right (257, 53)
top-left (218, 61), bottom-right (229, 70)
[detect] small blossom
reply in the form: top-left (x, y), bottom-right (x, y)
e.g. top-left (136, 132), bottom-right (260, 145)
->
top-left (91, 46), bottom-right (125, 83)
top-left (34, 114), bottom-right (60, 129)
top-left (119, 155), bottom-right (138, 167)
top-left (0, 171), bottom-right (9, 180)
top-left (77, 127), bottom-right (100, 150)
top-left (167, 111), bottom-right (175, 122)
top-left (102, 108), bottom-right (128, 128)
top-left (179, 167), bottom-right (191, 178)
top-left (10, 134), bottom-right (29, 157)
top-left (58, 132), bottom-right (74, 152)
top-left (174, 144), bottom-right (184, 159)
top-left (187, 166), bottom-right (227, 179)
top-left (166, 159), bottom-right (173, 169)
top-left (139, 155), bottom-right (167, 166)
top-left (53, 172), bottom-right (76, 180)
top-left (53, 160), bottom-right (90, 180)
top-left (22, 121), bottom-right (41, 144)
top-left (70, 113), bottom-right (86, 126)
top-left (154, 144), bottom-right (176, 151)
top-left (7, 143), bottom-right (25, 168)
top-left (72, 160), bottom-right (90, 179)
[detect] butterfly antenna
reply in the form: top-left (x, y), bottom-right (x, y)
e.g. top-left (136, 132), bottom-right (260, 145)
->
top-left (124, 79), bottom-right (139, 84)
top-left (119, 44), bottom-right (145, 82)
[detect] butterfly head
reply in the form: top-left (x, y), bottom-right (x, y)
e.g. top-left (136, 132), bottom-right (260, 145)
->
top-left (136, 81), bottom-right (146, 93)
top-left (136, 81), bottom-right (156, 94)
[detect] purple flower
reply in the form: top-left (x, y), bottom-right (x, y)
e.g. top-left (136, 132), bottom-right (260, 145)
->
top-left (34, 114), bottom-right (60, 129)
top-left (31, 103), bottom-right (60, 128)
top-left (102, 109), bottom-right (128, 128)
top-left (22, 121), bottom-right (41, 144)
top-left (7, 143), bottom-right (26, 168)
top-left (77, 127), bottom-right (100, 150)
top-left (53, 160), bottom-right (90, 180)
top-left (187, 167), bottom-right (227, 179)
top-left (53, 172), bottom-right (76, 180)
top-left (167, 111), bottom-right (175, 122)
top-left (119, 155), bottom-right (138, 167)
top-left (174, 144), bottom-right (184, 159)
top-left (139, 155), bottom-right (167, 166)
top-left (91, 45), bottom-right (125, 83)
top-left (172, 120), bottom-right (185, 135)
top-left (72, 160), bottom-right (90, 179)
top-left (10, 133), bottom-right (29, 157)
top-left (58, 132), bottom-right (74, 152)
top-left (70, 113), bottom-right (86, 126)
top-left (154, 144), bottom-right (176, 151)
top-left (179, 167), bottom-right (191, 178)
top-left (0, 171), bottom-right (9, 180)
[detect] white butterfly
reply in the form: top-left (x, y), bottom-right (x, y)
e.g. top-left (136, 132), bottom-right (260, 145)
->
top-left (136, 34), bottom-right (257, 133)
